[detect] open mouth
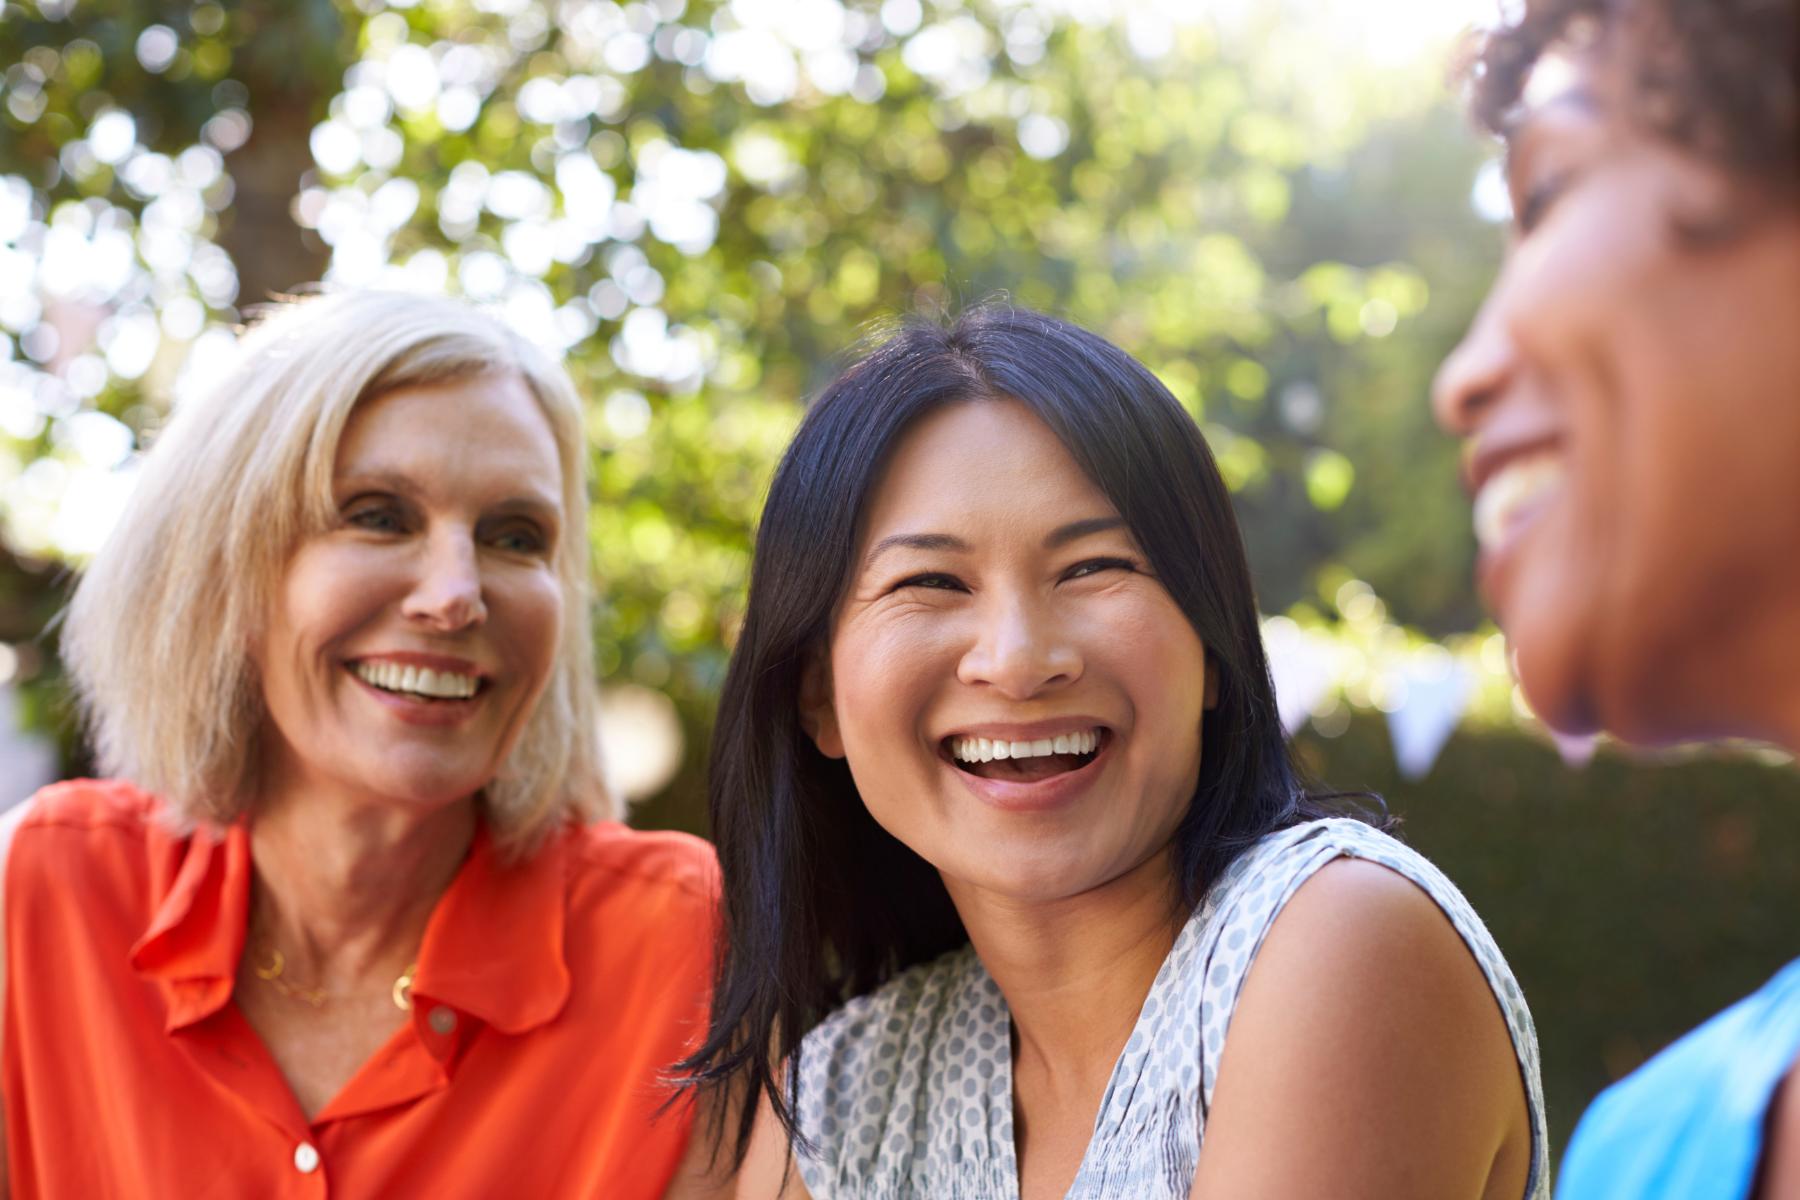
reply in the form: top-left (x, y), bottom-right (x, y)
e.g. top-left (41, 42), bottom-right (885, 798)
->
top-left (945, 728), bottom-right (1106, 783)
top-left (351, 661), bottom-right (485, 702)
top-left (1473, 452), bottom-right (1564, 554)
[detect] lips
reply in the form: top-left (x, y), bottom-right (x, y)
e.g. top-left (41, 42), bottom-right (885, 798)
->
top-left (346, 654), bottom-right (490, 727)
top-left (943, 726), bottom-right (1107, 783)
top-left (354, 659), bottom-right (482, 700)
top-left (1473, 452), bottom-right (1565, 553)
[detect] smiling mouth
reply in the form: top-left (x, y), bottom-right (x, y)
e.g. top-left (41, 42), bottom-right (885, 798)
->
top-left (351, 661), bottom-right (485, 702)
top-left (1473, 452), bottom-right (1565, 553)
top-left (946, 729), bottom-right (1105, 782)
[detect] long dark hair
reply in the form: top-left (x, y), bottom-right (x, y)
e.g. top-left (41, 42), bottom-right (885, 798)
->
top-left (680, 304), bottom-right (1385, 1159)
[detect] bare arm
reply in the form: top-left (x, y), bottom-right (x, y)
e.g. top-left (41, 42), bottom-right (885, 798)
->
top-left (0, 797), bottom-right (39, 1200)
top-left (1189, 857), bottom-right (1532, 1200)
top-left (733, 1092), bottom-right (814, 1200)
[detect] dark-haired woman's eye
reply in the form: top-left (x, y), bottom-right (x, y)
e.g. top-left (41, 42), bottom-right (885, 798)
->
top-left (898, 573), bottom-right (965, 592)
top-left (1065, 558), bottom-right (1134, 581)
top-left (1517, 172), bottom-right (1572, 234)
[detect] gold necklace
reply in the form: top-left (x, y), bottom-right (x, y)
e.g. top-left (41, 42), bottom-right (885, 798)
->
top-left (252, 948), bottom-right (419, 1012)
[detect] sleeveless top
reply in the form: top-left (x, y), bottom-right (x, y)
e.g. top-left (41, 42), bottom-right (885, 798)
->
top-left (1556, 956), bottom-right (1800, 1200)
top-left (791, 818), bottom-right (1549, 1200)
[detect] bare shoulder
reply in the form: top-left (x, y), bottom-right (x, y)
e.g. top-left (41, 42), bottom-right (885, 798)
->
top-left (1190, 855), bottom-right (1532, 1200)
top-left (1268, 855), bottom-right (1468, 970)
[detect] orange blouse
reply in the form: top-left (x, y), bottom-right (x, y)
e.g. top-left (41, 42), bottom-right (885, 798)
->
top-left (3, 779), bottom-right (719, 1200)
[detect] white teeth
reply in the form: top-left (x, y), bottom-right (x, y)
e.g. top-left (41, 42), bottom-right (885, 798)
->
top-left (1473, 454), bottom-right (1564, 552)
top-left (951, 729), bottom-right (1102, 763)
top-left (354, 661), bottom-right (480, 699)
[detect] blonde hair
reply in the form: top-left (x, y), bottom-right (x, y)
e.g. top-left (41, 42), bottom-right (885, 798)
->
top-left (62, 290), bottom-right (615, 853)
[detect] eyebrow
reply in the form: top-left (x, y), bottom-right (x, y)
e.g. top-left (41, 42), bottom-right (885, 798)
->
top-left (1044, 516), bottom-right (1126, 548)
top-left (863, 532), bottom-right (968, 570)
top-left (336, 472), bottom-right (562, 517)
top-left (861, 516), bottom-right (1127, 570)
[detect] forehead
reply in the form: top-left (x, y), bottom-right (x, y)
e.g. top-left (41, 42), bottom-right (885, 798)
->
top-left (337, 371), bottom-right (563, 493)
top-left (862, 398), bottom-right (1117, 534)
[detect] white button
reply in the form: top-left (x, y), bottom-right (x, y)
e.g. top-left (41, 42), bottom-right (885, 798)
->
top-left (428, 1005), bottom-right (458, 1035)
top-left (294, 1143), bottom-right (320, 1173)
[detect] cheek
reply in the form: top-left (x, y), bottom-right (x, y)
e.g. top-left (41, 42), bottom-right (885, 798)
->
top-left (1124, 622), bottom-right (1208, 796)
top-left (831, 618), bottom-right (951, 755)
top-left (269, 544), bottom-right (391, 671)
top-left (1083, 593), bottom-right (1208, 723)
top-left (497, 572), bottom-right (565, 683)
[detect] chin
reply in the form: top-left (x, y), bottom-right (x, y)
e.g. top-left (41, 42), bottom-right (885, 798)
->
top-left (1487, 527), bottom-right (1610, 737)
top-left (1513, 647), bottom-right (1604, 738)
top-left (1510, 585), bottom-right (1714, 747)
top-left (352, 758), bottom-right (491, 811)
top-left (940, 842), bottom-right (1122, 904)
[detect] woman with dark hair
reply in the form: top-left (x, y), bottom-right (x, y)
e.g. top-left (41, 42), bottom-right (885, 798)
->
top-left (685, 306), bottom-right (1548, 1200)
top-left (1435, 0), bottom-right (1797, 1196)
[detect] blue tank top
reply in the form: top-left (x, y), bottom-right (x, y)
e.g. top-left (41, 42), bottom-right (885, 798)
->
top-left (1558, 957), bottom-right (1800, 1199)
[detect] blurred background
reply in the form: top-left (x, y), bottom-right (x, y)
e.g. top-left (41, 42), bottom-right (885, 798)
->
top-left (3, 0), bottom-right (1797, 1155)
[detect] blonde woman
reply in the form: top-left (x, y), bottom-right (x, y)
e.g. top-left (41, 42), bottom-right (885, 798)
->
top-left (0, 292), bottom-right (723, 1199)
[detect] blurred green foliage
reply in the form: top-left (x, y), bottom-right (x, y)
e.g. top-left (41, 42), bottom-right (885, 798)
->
top-left (2, 0), bottom-right (1505, 741)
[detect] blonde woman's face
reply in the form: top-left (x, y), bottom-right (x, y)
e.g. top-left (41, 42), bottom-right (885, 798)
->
top-left (255, 373), bottom-right (566, 811)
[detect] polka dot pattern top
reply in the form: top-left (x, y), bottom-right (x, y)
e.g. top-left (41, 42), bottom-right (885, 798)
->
top-left (792, 818), bottom-right (1549, 1200)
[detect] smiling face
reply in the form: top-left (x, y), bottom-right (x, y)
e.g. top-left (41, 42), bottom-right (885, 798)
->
top-left (254, 372), bottom-right (566, 811)
top-left (1432, 47), bottom-right (1800, 745)
top-left (801, 399), bottom-right (1216, 905)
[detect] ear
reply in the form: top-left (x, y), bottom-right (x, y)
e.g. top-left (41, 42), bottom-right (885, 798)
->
top-left (1203, 654), bottom-right (1221, 711)
top-left (797, 646), bottom-right (847, 759)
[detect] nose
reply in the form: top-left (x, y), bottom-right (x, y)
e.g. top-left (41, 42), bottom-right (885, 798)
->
top-left (957, 591), bottom-right (1082, 699)
top-left (1432, 294), bottom-right (1518, 439)
top-left (401, 527), bottom-right (487, 632)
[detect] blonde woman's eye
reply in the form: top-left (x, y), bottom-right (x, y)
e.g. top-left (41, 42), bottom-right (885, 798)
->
top-left (346, 504), bottom-right (404, 534)
top-left (495, 526), bottom-right (548, 554)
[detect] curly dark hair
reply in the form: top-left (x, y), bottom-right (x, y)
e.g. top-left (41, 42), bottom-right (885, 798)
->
top-left (1469, 0), bottom-right (1797, 192)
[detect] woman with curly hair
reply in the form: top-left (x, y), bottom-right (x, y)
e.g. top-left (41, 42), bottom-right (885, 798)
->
top-left (1435, 0), bottom-right (1798, 1195)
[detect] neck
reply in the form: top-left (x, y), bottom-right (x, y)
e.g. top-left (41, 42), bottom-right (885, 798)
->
top-left (945, 848), bottom-right (1185, 1088)
top-left (248, 758), bottom-right (477, 990)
